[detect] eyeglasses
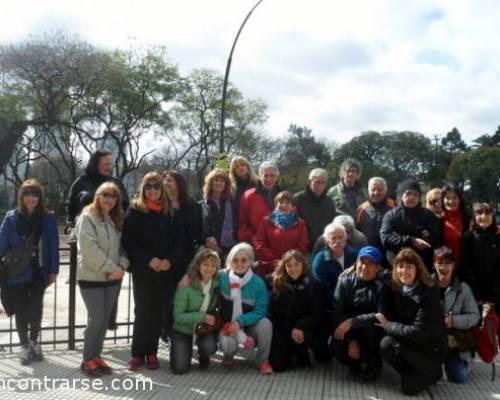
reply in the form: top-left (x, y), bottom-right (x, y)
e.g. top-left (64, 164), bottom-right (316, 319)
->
top-left (144, 183), bottom-right (162, 191)
top-left (22, 190), bottom-right (40, 198)
top-left (101, 193), bottom-right (118, 200)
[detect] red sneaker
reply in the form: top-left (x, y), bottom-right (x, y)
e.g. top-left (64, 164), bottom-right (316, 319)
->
top-left (94, 357), bottom-right (112, 374)
top-left (259, 362), bottom-right (273, 375)
top-left (222, 355), bottom-right (234, 366)
top-left (128, 357), bottom-right (144, 371)
top-left (81, 359), bottom-right (103, 377)
top-left (145, 355), bottom-right (159, 370)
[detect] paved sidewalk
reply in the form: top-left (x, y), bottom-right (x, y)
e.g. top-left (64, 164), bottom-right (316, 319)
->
top-left (0, 342), bottom-right (499, 399)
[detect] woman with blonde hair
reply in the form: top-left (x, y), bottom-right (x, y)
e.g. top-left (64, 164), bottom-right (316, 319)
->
top-left (122, 172), bottom-right (180, 371)
top-left (76, 181), bottom-right (128, 376)
top-left (229, 156), bottom-right (258, 222)
top-left (170, 249), bottom-right (221, 374)
top-left (375, 248), bottom-right (447, 395)
top-left (200, 168), bottom-right (236, 255)
top-left (425, 188), bottom-right (442, 218)
top-left (0, 179), bottom-right (59, 365)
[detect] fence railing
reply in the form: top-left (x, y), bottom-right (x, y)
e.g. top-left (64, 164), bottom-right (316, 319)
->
top-left (0, 243), bottom-right (135, 352)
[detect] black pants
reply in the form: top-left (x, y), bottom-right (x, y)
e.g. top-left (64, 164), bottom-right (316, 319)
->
top-left (131, 274), bottom-right (169, 358)
top-left (8, 281), bottom-right (46, 346)
top-left (162, 270), bottom-right (184, 340)
top-left (269, 328), bottom-right (312, 372)
top-left (380, 336), bottom-right (441, 396)
top-left (331, 326), bottom-right (382, 371)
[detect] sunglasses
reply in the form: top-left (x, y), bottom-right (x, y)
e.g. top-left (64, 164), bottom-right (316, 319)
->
top-left (22, 190), bottom-right (40, 198)
top-left (101, 193), bottom-right (119, 200)
top-left (144, 183), bottom-right (162, 191)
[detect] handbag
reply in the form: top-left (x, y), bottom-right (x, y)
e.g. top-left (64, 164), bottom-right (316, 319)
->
top-left (194, 313), bottom-right (222, 337)
top-left (2, 234), bottom-right (36, 279)
top-left (447, 328), bottom-right (477, 352)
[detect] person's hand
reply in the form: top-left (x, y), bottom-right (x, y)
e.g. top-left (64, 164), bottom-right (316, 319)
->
top-left (291, 328), bottom-right (305, 344)
top-left (178, 275), bottom-right (191, 288)
top-left (158, 259), bottom-right (171, 271)
top-left (226, 321), bottom-right (241, 335)
top-left (47, 274), bottom-right (57, 286)
top-left (348, 339), bottom-right (360, 360)
top-left (412, 238), bottom-right (431, 250)
top-left (204, 314), bottom-right (216, 326)
top-left (108, 266), bottom-right (125, 281)
top-left (149, 257), bottom-right (162, 272)
top-left (444, 314), bottom-right (453, 328)
top-left (334, 319), bottom-right (353, 340)
top-left (375, 313), bottom-right (389, 328)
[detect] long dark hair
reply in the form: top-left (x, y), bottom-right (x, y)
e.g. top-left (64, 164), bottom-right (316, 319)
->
top-left (162, 170), bottom-right (192, 207)
top-left (85, 150), bottom-right (112, 177)
top-left (272, 250), bottom-right (310, 295)
top-left (440, 183), bottom-right (468, 215)
top-left (470, 203), bottom-right (497, 233)
top-left (17, 179), bottom-right (49, 217)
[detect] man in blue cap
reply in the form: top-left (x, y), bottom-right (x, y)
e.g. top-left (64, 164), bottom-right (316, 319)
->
top-left (330, 246), bottom-right (389, 381)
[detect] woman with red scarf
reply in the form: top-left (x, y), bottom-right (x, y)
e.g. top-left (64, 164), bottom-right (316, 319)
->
top-left (440, 184), bottom-right (470, 267)
top-left (122, 172), bottom-right (180, 371)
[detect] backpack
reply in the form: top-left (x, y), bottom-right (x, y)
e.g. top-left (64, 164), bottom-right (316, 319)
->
top-left (474, 308), bottom-right (499, 380)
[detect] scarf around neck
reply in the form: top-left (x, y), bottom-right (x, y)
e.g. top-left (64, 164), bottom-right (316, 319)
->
top-left (228, 268), bottom-right (254, 322)
top-left (270, 209), bottom-right (298, 230)
top-left (145, 198), bottom-right (164, 213)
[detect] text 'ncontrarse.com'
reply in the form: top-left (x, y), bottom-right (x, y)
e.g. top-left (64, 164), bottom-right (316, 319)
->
top-left (0, 377), bottom-right (153, 392)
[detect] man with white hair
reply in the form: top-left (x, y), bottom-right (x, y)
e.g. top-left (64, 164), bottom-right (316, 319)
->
top-left (294, 168), bottom-right (337, 253)
top-left (355, 177), bottom-right (396, 252)
top-left (238, 161), bottom-right (281, 244)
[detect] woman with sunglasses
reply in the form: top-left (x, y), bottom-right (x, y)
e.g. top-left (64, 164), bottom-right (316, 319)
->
top-left (460, 203), bottom-right (500, 337)
top-left (122, 172), bottom-right (180, 371)
top-left (75, 181), bottom-right (128, 376)
top-left (0, 179), bottom-right (59, 365)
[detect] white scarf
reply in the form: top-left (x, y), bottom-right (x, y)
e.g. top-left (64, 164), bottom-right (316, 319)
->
top-left (199, 279), bottom-right (212, 314)
top-left (228, 268), bottom-right (254, 322)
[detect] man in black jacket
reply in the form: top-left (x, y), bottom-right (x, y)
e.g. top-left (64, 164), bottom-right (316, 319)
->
top-left (294, 169), bottom-right (337, 253)
top-left (380, 179), bottom-right (442, 271)
top-left (331, 246), bottom-right (388, 381)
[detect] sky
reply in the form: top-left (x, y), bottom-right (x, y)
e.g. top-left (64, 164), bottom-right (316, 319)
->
top-left (1, 0), bottom-right (500, 145)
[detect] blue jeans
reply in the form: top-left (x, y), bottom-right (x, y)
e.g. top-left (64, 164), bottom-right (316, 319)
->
top-left (445, 352), bottom-right (469, 383)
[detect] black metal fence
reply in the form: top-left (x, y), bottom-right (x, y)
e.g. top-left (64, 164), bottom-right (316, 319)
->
top-left (0, 243), bottom-right (135, 352)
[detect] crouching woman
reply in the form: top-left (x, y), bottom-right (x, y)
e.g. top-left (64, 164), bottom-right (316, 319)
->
top-left (170, 249), bottom-right (221, 374)
top-left (376, 248), bottom-right (447, 396)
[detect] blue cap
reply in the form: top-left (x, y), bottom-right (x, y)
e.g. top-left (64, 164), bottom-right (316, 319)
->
top-left (358, 246), bottom-right (382, 264)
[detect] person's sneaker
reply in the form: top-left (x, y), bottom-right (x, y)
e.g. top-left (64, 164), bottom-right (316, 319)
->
top-left (145, 355), bottom-right (159, 370)
top-left (128, 357), bottom-right (145, 371)
top-left (199, 356), bottom-right (210, 370)
top-left (94, 357), bottom-right (112, 375)
top-left (30, 341), bottom-right (44, 362)
top-left (243, 336), bottom-right (256, 351)
top-left (222, 355), bottom-right (234, 366)
top-left (81, 360), bottom-right (103, 377)
top-left (19, 344), bottom-right (33, 366)
top-left (259, 362), bottom-right (274, 375)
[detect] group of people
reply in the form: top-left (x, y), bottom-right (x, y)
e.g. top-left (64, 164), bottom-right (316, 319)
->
top-left (0, 151), bottom-right (499, 397)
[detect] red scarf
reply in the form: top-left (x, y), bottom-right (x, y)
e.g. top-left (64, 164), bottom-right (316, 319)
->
top-left (145, 199), bottom-right (164, 213)
top-left (443, 208), bottom-right (463, 265)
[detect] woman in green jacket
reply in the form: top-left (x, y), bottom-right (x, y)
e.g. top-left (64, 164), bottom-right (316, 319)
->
top-left (170, 249), bottom-right (220, 374)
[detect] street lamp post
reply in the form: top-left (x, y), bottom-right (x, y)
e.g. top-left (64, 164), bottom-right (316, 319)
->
top-left (219, 0), bottom-right (264, 156)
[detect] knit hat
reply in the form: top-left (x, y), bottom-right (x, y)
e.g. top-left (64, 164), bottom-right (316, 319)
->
top-left (397, 179), bottom-right (421, 195)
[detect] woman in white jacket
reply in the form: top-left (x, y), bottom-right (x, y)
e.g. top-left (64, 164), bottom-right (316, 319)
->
top-left (75, 181), bottom-right (129, 377)
top-left (433, 246), bottom-right (480, 383)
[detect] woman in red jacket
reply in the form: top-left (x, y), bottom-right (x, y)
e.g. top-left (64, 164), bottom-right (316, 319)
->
top-left (254, 191), bottom-right (308, 277)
